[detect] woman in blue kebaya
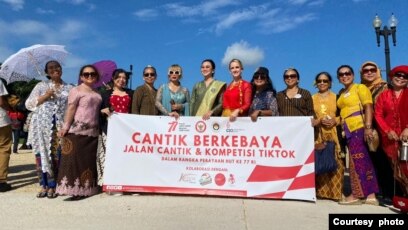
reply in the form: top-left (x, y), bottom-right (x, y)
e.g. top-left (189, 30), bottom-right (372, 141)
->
top-left (155, 64), bottom-right (190, 118)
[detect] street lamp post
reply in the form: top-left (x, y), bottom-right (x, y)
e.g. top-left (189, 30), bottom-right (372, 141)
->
top-left (127, 64), bottom-right (133, 89)
top-left (373, 14), bottom-right (398, 84)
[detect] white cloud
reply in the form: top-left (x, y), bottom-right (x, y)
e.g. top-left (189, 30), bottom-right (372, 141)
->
top-left (259, 13), bottom-right (316, 33)
top-left (288, 0), bottom-right (309, 5)
top-left (54, 0), bottom-right (94, 11)
top-left (0, 19), bottom-right (87, 45)
top-left (222, 40), bottom-right (264, 67)
top-left (58, 20), bottom-right (87, 40)
top-left (215, 5), bottom-right (267, 34)
top-left (133, 9), bottom-right (159, 21)
top-left (164, 0), bottom-right (238, 17)
top-left (0, 46), bottom-right (15, 63)
top-left (8, 20), bottom-right (49, 36)
top-left (70, 0), bottom-right (85, 4)
top-left (1, 0), bottom-right (24, 11)
top-left (36, 8), bottom-right (55, 14)
top-left (308, 0), bottom-right (325, 6)
top-left (55, 0), bottom-right (85, 4)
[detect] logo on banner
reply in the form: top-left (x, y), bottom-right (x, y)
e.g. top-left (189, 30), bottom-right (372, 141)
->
top-left (212, 122), bottom-right (220, 132)
top-left (228, 174), bottom-right (236, 185)
top-left (106, 185), bottom-right (123, 190)
top-left (199, 173), bottom-right (212, 185)
top-left (168, 121), bottom-right (178, 132)
top-left (214, 173), bottom-right (226, 186)
top-left (225, 121), bottom-right (244, 133)
top-left (179, 173), bottom-right (196, 183)
top-left (195, 121), bottom-right (207, 133)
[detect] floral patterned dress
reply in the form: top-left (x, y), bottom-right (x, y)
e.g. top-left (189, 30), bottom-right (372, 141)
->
top-left (25, 80), bottom-right (73, 188)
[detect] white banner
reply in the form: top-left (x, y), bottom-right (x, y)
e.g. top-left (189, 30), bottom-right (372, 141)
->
top-left (104, 114), bottom-right (316, 201)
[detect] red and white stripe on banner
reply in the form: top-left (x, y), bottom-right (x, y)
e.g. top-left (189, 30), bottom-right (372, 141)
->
top-left (103, 114), bottom-right (316, 201)
top-left (246, 150), bottom-right (315, 199)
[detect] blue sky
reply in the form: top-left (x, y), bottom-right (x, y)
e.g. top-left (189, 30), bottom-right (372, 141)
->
top-left (0, 0), bottom-right (407, 94)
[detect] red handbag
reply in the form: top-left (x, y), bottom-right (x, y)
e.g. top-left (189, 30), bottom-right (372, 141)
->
top-left (393, 196), bottom-right (408, 213)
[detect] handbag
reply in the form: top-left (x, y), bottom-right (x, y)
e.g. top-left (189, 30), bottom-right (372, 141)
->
top-left (314, 135), bottom-right (337, 175)
top-left (366, 128), bottom-right (379, 152)
top-left (356, 85), bottom-right (380, 152)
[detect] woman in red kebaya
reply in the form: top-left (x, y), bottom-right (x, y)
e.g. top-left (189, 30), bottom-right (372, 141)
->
top-left (375, 65), bottom-right (408, 197)
top-left (221, 59), bottom-right (252, 122)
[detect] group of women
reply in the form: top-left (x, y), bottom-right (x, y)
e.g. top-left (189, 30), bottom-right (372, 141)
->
top-left (24, 58), bottom-right (408, 206)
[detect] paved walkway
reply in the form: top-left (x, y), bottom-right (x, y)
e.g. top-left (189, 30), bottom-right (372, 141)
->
top-left (0, 149), bottom-right (396, 230)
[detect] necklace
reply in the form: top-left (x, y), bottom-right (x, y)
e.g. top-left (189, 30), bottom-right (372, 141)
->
top-left (229, 80), bottom-right (242, 90)
top-left (317, 91), bottom-right (331, 117)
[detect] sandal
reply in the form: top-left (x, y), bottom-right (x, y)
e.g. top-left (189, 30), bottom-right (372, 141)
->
top-left (36, 191), bottom-right (47, 198)
top-left (339, 199), bottom-right (362, 205)
top-left (47, 189), bottom-right (58, 199)
top-left (364, 198), bottom-right (379, 206)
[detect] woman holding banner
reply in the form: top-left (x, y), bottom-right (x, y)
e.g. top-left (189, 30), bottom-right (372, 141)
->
top-left (222, 59), bottom-right (252, 121)
top-left (156, 64), bottom-right (190, 118)
top-left (190, 59), bottom-right (226, 120)
top-left (248, 67), bottom-right (279, 122)
top-left (276, 68), bottom-right (315, 117)
top-left (98, 69), bottom-right (133, 186)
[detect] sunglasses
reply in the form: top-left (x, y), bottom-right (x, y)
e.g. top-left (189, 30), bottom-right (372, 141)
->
top-left (253, 74), bottom-right (267, 80)
top-left (144, 73), bottom-right (156, 77)
top-left (169, 71), bottom-right (180, 75)
top-left (82, 72), bottom-right (97, 78)
top-left (316, 79), bottom-right (329, 84)
top-left (394, 72), bottom-right (408, 79)
top-left (338, 71), bottom-right (352, 77)
top-left (362, 68), bottom-right (377, 74)
top-left (284, 74), bottom-right (297, 79)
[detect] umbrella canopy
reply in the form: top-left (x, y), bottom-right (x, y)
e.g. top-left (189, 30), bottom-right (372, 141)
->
top-left (0, 44), bottom-right (69, 84)
top-left (84, 60), bottom-right (117, 89)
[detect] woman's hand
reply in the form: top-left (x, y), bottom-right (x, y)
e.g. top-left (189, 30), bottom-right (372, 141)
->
top-left (58, 129), bottom-right (68, 137)
top-left (229, 109), bottom-right (240, 122)
top-left (202, 111), bottom-right (213, 120)
top-left (400, 128), bottom-right (408, 142)
top-left (364, 128), bottom-right (374, 142)
top-left (250, 110), bottom-right (261, 122)
top-left (171, 103), bottom-right (181, 112)
top-left (168, 111), bottom-right (179, 119)
top-left (101, 107), bottom-right (112, 117)
top-left (321, 117), bottom-right (336, 128)
top-left (46, 88), bottom-right (55, 99)
top-left (39, 89), bottom-right (55, 104)
top-left (386, 130), bottom-right (399, 141)
top-left (311, 118), bottom-right (320, 127)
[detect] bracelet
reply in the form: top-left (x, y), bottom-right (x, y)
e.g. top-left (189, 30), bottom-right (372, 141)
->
top-left (258, 110), bottom-right (262, 116)
top-left (365, 124), bottom-right (372, 129)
